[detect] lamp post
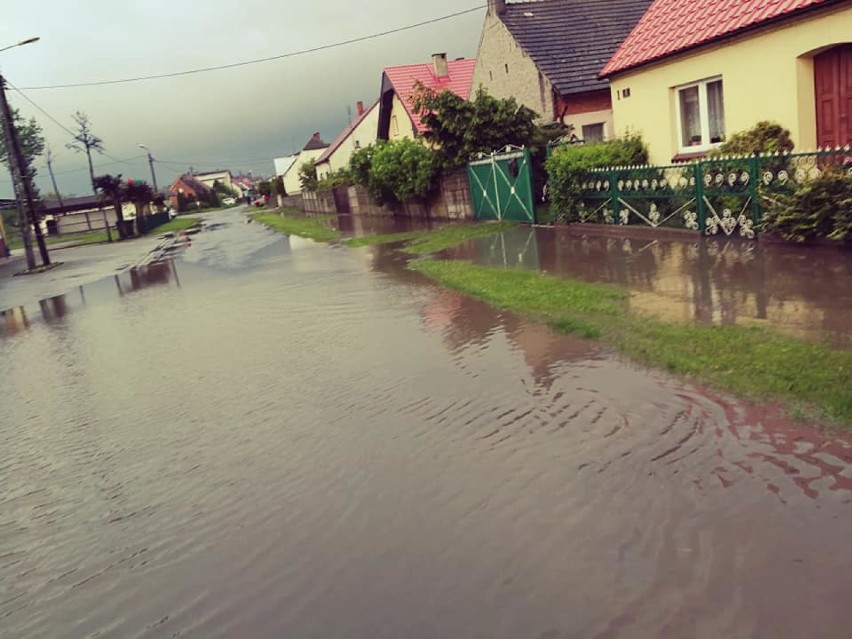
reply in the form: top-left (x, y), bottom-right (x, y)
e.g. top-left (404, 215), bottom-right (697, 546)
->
top-left (0, 36), bottom-right (49, 270)
top-left (138, 144), bottom-right (158, 193)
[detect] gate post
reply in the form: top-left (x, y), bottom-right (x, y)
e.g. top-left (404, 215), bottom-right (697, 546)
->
top-left (491, 153), bottom-right (502, 221)
top-left (609, 169), bottom-right (620, 221)
top-left (694, 161), bottom-right (706, 233)
top-left (748, 154), bottom-right (761, 233)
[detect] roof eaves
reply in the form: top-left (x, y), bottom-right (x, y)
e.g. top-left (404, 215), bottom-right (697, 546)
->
top-left (601, 0), bottom-right (843, 78)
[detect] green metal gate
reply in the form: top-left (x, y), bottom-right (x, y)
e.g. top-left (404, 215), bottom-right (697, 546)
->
top-left (468, 146), bottom-right (535, 222)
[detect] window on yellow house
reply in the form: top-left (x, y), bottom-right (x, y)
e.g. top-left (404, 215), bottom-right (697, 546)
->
top-left (675, 78), bottom-right (725, 151)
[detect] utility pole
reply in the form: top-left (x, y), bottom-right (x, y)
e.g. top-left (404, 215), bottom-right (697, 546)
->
top-left (0, 73), bottom-right (49, 269)
top-left (45, 146), bottom-right (64, 210)
top-left (138, 144), bottom-right (158, 192)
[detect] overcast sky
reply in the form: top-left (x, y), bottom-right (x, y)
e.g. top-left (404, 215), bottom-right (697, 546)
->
top-left (0, 0), bottom-right (485, 199)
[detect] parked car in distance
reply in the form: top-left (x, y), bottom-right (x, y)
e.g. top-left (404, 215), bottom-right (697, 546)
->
top-left (222, 197), bottom-right (236, 206)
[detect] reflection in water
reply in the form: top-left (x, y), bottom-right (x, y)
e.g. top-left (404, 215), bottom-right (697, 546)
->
top-left (0, 259), bottom-right (179, 337)
top-left (451, 227), bottom-right (852, 348)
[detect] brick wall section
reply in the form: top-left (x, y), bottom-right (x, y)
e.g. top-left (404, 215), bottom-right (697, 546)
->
top-left (296, 171), bottom-right (473, 220)
top-left (555, 89), bottom-right (612, 117)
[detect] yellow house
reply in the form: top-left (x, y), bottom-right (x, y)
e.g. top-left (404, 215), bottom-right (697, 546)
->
top-left (600, 0), bottom-right (852, 165)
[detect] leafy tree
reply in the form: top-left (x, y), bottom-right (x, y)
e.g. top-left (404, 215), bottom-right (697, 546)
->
top-left (349, 139), bottom-right (435, 207)
top-left (411, 84), bottom-right (538, 170)
top-left (67, 111), bottom-right (105, 193)
top-left (0, 108), bottom-right (45, 181)
top-left (298, 160), bottom-right (319, 192)
top-left (125, 179), bottom-right (154, 218)
top-left (94, 174), bottom-right (127, 237)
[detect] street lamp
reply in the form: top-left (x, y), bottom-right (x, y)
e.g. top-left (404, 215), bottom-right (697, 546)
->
top-left (0, 35), bottom-right (49, 270)
top-left (0, 37), bottom-right (40, 54)
top-left (138, 144), bottom-right (158, 193)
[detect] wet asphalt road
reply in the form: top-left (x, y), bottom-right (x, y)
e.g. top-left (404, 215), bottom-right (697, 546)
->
top-left (1, 208), bottom-right (851, 638)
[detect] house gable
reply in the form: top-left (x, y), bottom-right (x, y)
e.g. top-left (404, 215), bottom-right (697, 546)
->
top-left (315, 100), bottom-right (381, 179)
top-left (472, 10), bottom-right (555, 121)
top-left (377, 57), bottom-right (477, 140)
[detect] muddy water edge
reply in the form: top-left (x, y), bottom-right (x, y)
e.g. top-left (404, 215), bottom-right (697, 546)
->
top-left (1, 209), bottom-right (851, 638)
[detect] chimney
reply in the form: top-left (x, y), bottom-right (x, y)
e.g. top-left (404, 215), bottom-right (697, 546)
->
top-left (432, 52), bottom-right (449, 78)
top-left (312, 132), bottom-right (321, 141)
top-left (488, 0), bottom-right (506, 15)
top-left (357, 101), bottom-right (365, 115)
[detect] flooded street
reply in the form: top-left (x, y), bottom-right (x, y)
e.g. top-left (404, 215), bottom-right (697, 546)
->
top-left (2, 209), bottom-right (852, 638)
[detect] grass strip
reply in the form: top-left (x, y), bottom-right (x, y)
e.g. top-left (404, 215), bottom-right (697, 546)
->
top-left (410, 259), bottom-right (852, 426)
top-left (342, 230), bottom-right (432, 248)
top-left (250, 211), bottom-right (341, 243)
top-left (404, 221), bottom-right (516, 255)
top-left (157, 217), bottom-right (200, 234)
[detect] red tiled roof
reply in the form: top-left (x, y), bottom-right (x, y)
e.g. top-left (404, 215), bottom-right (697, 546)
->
top-left (383, 58), bottom-right (477, 133)
top-left (601, 0), bottom-right (835, 77)
top-left (316, 100), bottom-right (379, 165)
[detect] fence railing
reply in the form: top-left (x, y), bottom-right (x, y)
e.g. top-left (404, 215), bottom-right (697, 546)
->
top-left (572, 148), bottom-right (852, 239)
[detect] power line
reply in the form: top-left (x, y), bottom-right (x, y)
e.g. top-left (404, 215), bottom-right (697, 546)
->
top-left (6, 78), bottom-right (145, 167)
top-left (18, 6), bottom-right (485, 90)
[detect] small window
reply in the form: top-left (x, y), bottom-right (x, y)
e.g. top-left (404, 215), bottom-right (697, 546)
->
top-left (505, 63), bottom-right (509, 74)
top-left (675, 78), bottom-right (726, 151)
top-left (391, 115), bottom-right (399, 136)
top-left (489, 70), bottom-right (493, 82)
top-left (582, 123), bottom-right (605, 144)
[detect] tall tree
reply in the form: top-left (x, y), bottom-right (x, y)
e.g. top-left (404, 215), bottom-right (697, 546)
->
top-left (0, 107), bottom-right (45, 181)
top-left (67, 111), bottom-right (105, 193)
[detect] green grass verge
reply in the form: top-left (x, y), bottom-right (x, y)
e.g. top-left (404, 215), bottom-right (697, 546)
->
top-left (157, 217), bottom-right (200, 234)
top-left (250, 211), bottom-right (341, 243)
top-left (404, 222), bottom-right (516, 255)
top-left (342, 230), bottom-right (432, 248)
top-left (410, 260), bottom-right (852, 426)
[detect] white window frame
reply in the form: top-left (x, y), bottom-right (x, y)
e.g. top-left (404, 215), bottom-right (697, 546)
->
top-left (674, 76), bottom-right (725, 154)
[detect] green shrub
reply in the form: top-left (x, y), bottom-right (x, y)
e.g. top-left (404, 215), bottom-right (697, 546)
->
top-left (545, 135), bottom-right (647, 221)
top-left (298, 160), bottom-right (319, 192)
top-left (763, 169), bottom-right (852, 242)
top-left (348, 139), bottom-right (436, 208)
top-left (317, 168), bottom-right (351, 190)
top-left (712, 121), bottom-right (794, 156)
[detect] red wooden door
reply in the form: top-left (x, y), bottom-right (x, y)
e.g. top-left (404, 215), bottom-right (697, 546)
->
top-left (815, 45), bottom-right (852, 148)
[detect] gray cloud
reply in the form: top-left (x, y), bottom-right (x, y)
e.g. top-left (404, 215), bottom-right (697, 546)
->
top-left (1, 0), bottom-right (484, 197)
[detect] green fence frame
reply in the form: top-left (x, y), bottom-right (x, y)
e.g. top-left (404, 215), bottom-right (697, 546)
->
top-left (567, 148), bottom-right (852, 239)
top-left (468, 146), bottom-right (536, 223)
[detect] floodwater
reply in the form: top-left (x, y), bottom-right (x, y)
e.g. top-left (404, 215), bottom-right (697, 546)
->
top-left (449, 226), bottom-right (852, 349)
top-left (2, 209), bottom-right (851, 638)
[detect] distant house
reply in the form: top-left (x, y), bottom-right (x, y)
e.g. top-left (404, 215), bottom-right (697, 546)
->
top-left (315, 100), bottom-right (380, 180)
top-left (193, 170), bottom-right (237, 195)
top-left (273, 156), bottom-right (298, 179)
top-left (232, 175), bottom-right (256, 198)
top-left (282, 133), bottom-right (329, 195)
top-left (377, 54), bottom-right (477, 141)
top-left (168, 174), bottom-right (214, 210)
top-left (472, 0), bottom-right (652, 141)
top-left (600, 0), bottom-right (852, 164)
